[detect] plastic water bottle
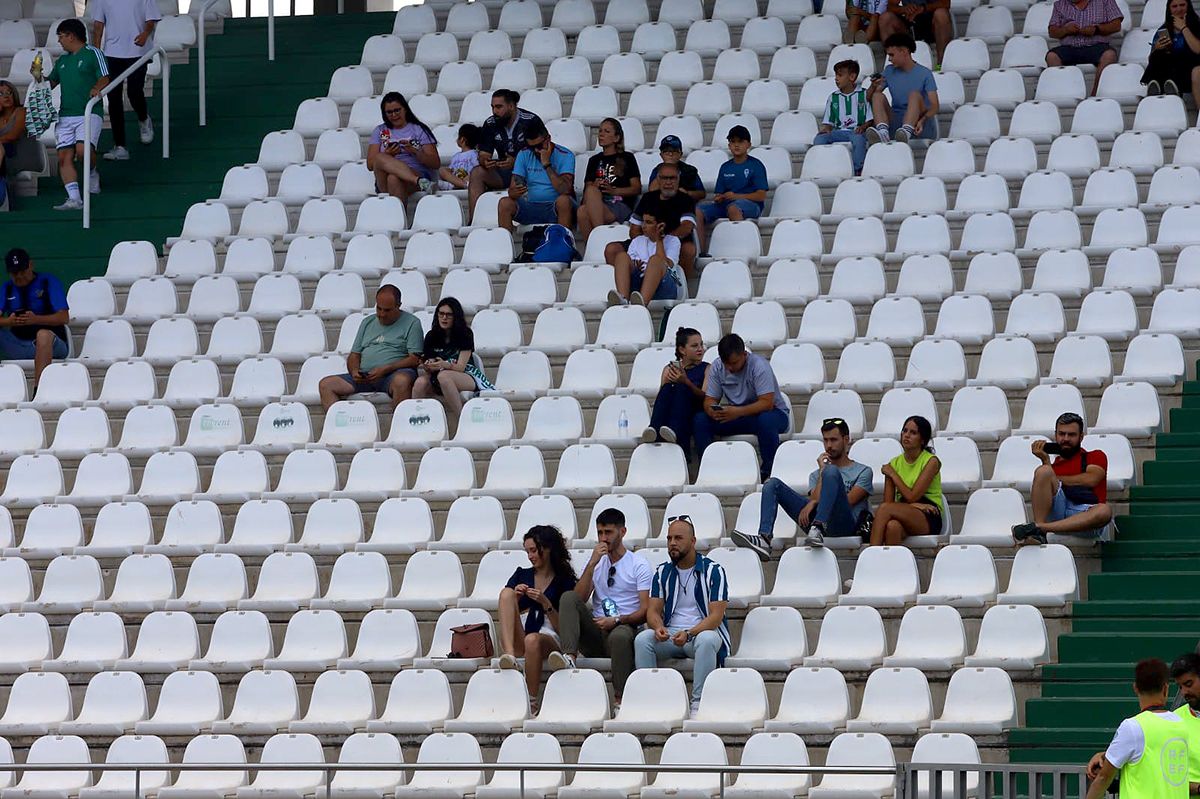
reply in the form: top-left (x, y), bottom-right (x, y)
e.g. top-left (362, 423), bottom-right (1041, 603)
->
top-left (602, 598), bottom-right (619, 617)
top-left (618, 410), bottom-right (629, 438)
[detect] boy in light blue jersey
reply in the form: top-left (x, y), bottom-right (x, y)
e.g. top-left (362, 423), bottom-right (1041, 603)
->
top-left (814, 59), bottom-right (874, 175)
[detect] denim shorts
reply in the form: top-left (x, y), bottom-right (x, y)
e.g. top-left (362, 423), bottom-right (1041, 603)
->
top-left (631, 266), bottom-right (679, 301)
top-left (516, 198), bottom-right (562, 224)
top-left (333, 368), bottom-right (417, 394)
top-left (699, 198), bottom-right (763, 224)
top-left (1051, 42), bottom-right (1116, 67)
top-left (0, 329), bottom-right (68, 359)
top-left (1048, 486), bottom-right (1108, 539)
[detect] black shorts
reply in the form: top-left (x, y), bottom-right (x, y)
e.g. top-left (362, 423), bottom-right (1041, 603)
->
top-left (904, 9), bottom-right (940, 42)
top-left (919, 504), bottom-right (944, 535)
top-left (1050, 42), bottom-right (1117, 66)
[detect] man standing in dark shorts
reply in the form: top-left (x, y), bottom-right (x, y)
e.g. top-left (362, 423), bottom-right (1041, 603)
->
top-left (1046, 0), bottom-right (1124, 95)
top-left (468, 89), bottom-right (543, 223)
top-left (318, 285), bottom-right (424, 411)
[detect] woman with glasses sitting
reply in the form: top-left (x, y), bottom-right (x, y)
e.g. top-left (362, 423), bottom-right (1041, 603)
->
top-left (497, 525), bottom-right (578, 711)
top-left (413, 296), bottom-right (494, 427)
top-left (367, 92), bottom-right (440, 202)
top-left (870, 415), bottom-right (943, 546)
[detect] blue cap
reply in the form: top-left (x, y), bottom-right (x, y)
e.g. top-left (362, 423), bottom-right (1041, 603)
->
top-left (658, 135), bottom-right (683, 151)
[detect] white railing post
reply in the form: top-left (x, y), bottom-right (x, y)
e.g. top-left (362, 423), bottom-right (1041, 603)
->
top-left (82, 45), bottom-right (171, 229)
top-left (198, 0), bottom-right (223, 126)
top-left (267, 0), bottom-right (275, 61)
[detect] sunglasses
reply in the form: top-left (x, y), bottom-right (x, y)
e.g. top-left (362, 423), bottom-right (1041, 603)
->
top-left (667, 514), bottom-right (694, 530)
top-left (607, 565), bottom-right (617, 587)
top-left (823, 418), bottom-right (845, 426)
top-left (384, 107), bottom-right (405, 116)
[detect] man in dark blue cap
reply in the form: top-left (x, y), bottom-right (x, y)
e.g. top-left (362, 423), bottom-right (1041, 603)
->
top-left (0, 248), bottom-right (70, 386)
top-left (695, 125), bottom-right (768, 253)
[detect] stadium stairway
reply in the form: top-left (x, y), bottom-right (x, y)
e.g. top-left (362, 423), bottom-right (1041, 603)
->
top-left (2, 11), bottom-right (394, 286)
top-left (1010, 358), bottom-right (1200, 770)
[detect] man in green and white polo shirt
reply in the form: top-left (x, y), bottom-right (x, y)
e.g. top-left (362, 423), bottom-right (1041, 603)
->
top-left (44, 18), bottom-right (109, 211)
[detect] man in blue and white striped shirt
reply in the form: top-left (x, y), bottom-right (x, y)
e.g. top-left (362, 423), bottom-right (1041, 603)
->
top-left (634, 516), bottom-right (730, 718)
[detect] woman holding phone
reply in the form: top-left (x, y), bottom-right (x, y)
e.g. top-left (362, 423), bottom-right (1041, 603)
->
top-left (413, 297), bottom-right (494, 424)
top-left (641, 326), bottom-right (708, 462)
top-left (1141, 0), bottom-right (1200, 104)
top-left (870, 415), bottom-right (943, 546)
top-left (366, 92), bottom-right (440, 202)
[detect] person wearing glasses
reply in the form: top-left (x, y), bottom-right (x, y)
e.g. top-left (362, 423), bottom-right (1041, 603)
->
top-left (634, 515), bottom-right (730, 718)
top-left (497, 118), bottom-right (576, 231)
top-left (317, 285), bottom-right (424, 411)
top-left (1012, 411), bottom-right (1112, 546)
top-left (497, 525), bottom-right (578, 711)
top-left (871, 415), bottom-right (943, 546)
top-left (550, 508), bottom-right (652, 710)
top-left (367, 92), bottom-right (440, 203)
top-left (413, 297), bottom-right (494, 426)
top-left (694, 333), bottom-right (790, 483)
top-left (732, 417), bottom-right (873, 559)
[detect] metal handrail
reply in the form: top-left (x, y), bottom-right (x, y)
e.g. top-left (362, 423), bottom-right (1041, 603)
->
top-left (81, 45), bottom-right (171, 229)
top-left (0, 758), bottom-right (1091, 799)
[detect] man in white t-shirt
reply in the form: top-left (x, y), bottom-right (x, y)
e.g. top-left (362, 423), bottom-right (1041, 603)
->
top-left (550, 507), bottom-right (652, 708)
top-left (607, 210), bottom-right (682, 306)
top-left (93, 0), bottom-right (161, 161)
top-left (1085, 658), bottom-right (1192, 799)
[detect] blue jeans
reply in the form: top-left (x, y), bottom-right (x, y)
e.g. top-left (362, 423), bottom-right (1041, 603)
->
top-left (633, 628), bottom-right (723, 703)
top-left (760, 465), bottom-right (858, 536)
top-left (0, 329), bottom-right (68, 360)
top-left (814, 129), bottom-right (867, 174)
top-left (649, 383), bottom-right (699, 459)
top-left (693, 407), bottom-right (789, 480)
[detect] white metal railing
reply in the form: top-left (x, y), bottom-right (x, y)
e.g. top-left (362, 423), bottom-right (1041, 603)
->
top-left (197, 0), bottom-right (348, 126)
top-left (0, 758), bottom-right (1090, 799)
top-left (82, 45), bottom-right (172, 229)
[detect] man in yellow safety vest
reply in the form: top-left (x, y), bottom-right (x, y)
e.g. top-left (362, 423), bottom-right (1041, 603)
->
top-left (1087, 658), bottom-right (1191, 799)
top-left (1170, 653), bottom-right (1200, 795)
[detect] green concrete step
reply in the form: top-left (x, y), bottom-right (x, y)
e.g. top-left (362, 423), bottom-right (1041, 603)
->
top-left (1086, 572), bottom-right (1200, 599)
top-left (1056, 632), bottom-right (1200, 663)
top-left (1112, 516), bottom-right (1200, 538)
top-left (1144, 461), bottom-right (1200, 483)
top-left (1070, 600), bottom-right (1200, 618)
top-left (1024, 697), bottom-right (1140, 729)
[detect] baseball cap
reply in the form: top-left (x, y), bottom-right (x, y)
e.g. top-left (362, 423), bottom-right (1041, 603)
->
top-left (726, 125), bottom-right (752, 142)
top-left (658, 135), bottom-right (683, 151)
top-left (4, 248), bottom-right (30, 273)
top-left (523, 119), bottom-right (549, 141)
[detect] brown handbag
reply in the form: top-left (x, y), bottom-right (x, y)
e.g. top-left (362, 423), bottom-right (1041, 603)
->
top-left (449, 623), bottom-right (494, 659)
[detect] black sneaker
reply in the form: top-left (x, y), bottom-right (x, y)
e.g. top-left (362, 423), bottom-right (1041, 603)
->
top-left (1011, 522), bottom-right (1047, 546)
top-left (731, 529), bottom-right (773, 562)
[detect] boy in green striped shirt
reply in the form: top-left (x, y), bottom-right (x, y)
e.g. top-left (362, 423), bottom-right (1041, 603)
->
top-left (814, 59), bottom-right (873, 176)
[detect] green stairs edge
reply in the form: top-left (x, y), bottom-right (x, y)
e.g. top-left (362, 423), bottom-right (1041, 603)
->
top-left (1011, 359), bottom-right (1200, 771)
top-left (1, 12), bottom-right (394, 285)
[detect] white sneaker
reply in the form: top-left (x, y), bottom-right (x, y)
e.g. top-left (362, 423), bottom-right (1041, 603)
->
top-left (658, 426), bottom-right (677, 444)
top-left (547, 651), bottom-right (576, 671)
top-left (640, 426), bottom-right (657, 444)
top-left (88, 172), bottom-right (100, 194)
top-left (607, 289), bottom-right (626, 307)
top-left (53, 198), bottom-right (83, 210)
top-left (139, 117), bottom-right (154, 144)
top-left (689, 700), bottom-right (701, 719)
top-left (498, 653), bottom-right (522, 671)
top-left (102, 146), bottom-right (129, 161)
top-left (630, 290), bottom-right (646, 306)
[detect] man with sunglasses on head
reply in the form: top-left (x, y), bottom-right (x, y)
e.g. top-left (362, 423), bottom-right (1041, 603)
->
top-left (1012, 411), bottom-right (1113, 546)
top-left (732, 417), bottom-right (874, 560)
top-left (549, 508), bottom-right (652, 711)
top-left (635, 515), bottom-right (730, 719)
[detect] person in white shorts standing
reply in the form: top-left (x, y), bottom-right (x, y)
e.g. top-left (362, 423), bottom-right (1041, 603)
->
top-left (43, 18), bottom-right (109, 211)
top-left (93, 0), bottom-right (161, 161)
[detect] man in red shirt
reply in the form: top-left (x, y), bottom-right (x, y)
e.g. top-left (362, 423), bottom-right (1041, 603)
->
top-left (1012, 412), bottom-right (1113, 546)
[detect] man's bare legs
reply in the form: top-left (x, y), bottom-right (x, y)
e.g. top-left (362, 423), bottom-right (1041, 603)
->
top-left (468, 166), bottom-right (505, 223)
top-left (32, 329), bottom-right (58, 385)
top-left (318, 375), bottom-right (357, 412)
top-left (1028, 464), bottom-right (1114, 535)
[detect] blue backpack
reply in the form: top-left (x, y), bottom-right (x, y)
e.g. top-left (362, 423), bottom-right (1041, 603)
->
top-left (526, 224), bottom-right (580, 263)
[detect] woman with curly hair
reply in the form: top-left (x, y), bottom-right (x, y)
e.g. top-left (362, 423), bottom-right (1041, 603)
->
top-left (497, 525), bottom-right (578, 708)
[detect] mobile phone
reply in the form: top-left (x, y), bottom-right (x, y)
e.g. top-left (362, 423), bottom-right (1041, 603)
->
top-left (513, 174), bottom-right (527, 188)
top-left (711, 403), bottom-right (724, 411)
top-left (870, 73), bottom-right (882, 80)
top-left (1043, 443), bottom-right (1063, 455)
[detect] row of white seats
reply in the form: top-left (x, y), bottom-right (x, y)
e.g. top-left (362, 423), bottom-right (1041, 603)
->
top-left (0, 663), bottom-right (1018, 741)
top-left (0, 537), bottom-right (1075, 618)
top-left (0, 728), bottom-right (981, 799)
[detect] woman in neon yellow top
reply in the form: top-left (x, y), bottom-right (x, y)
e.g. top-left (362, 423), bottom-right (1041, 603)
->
top-left (871, 415), bottom-right (943, 546)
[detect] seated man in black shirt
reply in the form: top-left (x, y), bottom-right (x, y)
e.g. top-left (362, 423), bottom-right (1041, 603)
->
top-left (0, 248), bottom-right (70, 387)
top-left (468, 89), bottom-right (543, 224)
top-left (605, 161), bottom-right (698, 277)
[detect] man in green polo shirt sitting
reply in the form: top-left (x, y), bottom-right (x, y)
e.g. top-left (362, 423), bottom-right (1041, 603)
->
top-left (1086, 658), bottom-right (1192, 799)
top-left (318, 285), bottom-right (424, 411)
top-left (42, 18), bottom-right (109, 211)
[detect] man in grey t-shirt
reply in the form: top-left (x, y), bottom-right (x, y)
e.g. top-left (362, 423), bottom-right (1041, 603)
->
top-left (693, 334), bottom-right (789, 482)
top-left (733, 418), bottom-right (873, 559)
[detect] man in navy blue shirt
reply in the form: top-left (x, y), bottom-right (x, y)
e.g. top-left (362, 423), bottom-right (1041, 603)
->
top-left (696, 126), bottom-right (768, 254)
top-left (0, 248), bottom-right (70, 385)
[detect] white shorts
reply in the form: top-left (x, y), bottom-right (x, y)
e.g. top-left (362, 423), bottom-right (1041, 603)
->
top-left (520, 613), bottom-right (561, 647)
top-left (55, 115), bottom-right (103, 150)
